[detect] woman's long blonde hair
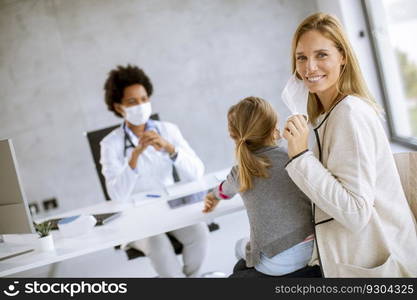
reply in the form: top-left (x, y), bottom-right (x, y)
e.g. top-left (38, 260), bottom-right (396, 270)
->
top-left (291, 12), bottom-right (383, 124)
top-left (227, 97), bottom-right (277, 192)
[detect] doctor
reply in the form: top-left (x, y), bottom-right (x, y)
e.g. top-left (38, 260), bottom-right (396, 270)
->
top-left (100, 64), bottom-right (209, 277)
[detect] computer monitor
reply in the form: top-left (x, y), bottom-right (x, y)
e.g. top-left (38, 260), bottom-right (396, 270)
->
top-left (0, 139), bottom-right (35, 236)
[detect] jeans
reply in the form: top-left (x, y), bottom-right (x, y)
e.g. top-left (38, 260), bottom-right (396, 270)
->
top-left (235, 237), bottom-right (314, 276)
top-left (229, 259), bottom-right (322, 278)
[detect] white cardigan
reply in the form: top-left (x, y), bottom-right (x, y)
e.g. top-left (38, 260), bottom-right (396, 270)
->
top-left (285, 96), bottom-right (417, 277)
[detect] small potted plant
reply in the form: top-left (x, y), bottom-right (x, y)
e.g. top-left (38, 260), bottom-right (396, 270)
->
top-left (33, 221), bottom-right (54, 251)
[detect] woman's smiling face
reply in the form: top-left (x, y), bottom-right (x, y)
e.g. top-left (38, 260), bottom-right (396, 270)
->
top-left (295, 30), bottom-right (345, 101)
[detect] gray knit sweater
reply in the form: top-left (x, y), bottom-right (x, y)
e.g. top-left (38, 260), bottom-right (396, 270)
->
top-left (214, 146), bottom-right (313, 267)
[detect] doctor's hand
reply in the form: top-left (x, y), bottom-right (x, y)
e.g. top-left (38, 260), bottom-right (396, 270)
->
top-left (129, 143), bottom-right (148, 170)
top-left (283, 114), bottom-right (309, 159)
top-left (202, 192), bottom-right (220, 213)
top-left (141, 131), bottom-right (175, 154)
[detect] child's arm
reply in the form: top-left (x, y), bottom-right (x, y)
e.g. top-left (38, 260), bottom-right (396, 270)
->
top-left (202, 167), bottom-right (239, 213)
top-left (202, 192), bottom-right (220, 213)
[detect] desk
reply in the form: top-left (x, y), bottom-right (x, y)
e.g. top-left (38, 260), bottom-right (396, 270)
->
top-left (0, 169), bottom-right (244, 277)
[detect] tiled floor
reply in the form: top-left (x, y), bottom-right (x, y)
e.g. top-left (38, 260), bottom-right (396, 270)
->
top-left (11, 210), bottom-right (250, 278)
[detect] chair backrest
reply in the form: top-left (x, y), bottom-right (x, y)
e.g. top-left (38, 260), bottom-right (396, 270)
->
top-left (393, 152), bottom-right (417, 220)
top-left (86, 114), bottom-right (160, 201)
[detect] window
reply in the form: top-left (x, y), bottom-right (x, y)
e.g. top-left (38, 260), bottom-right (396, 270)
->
top-left (364, 0), bottom-right (417, 148)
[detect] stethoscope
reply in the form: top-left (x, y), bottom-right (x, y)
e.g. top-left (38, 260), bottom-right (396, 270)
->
top-left (122, 122), bottom-right (160, 157)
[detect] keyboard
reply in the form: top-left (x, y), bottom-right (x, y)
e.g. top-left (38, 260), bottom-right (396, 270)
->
top-left (45, 212), bottom-right (122, 230)
top-left (0, 243), bottom-right (34, 261)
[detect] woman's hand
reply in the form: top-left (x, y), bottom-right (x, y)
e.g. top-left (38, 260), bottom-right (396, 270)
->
top-left (129, 142), bottom-right (148, 170)
top-left (141, 131), bottom-right (175, 154)
top-left (283, 114), bottom-right (309, 158)
top-left (128, 131), bottom-right (175, 170)
top-left (202, 192), bottom-right (220, 213)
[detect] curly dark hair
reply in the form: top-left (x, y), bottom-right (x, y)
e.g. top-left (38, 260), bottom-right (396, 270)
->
top-left (103, 64), bottom-right (153, 118)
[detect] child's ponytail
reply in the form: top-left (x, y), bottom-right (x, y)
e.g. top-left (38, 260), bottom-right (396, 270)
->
top-left (228, 97), bottom-right (278, 192)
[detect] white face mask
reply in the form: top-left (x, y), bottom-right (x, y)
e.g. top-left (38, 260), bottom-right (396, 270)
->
top-left (123, 102), bottom-right (152, 126)
top-left (281, 73), bottom-right (310, 121)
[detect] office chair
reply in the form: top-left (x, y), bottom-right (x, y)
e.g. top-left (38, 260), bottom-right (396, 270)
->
top-left (85, 114), bottom-right (219, 260)
top-left (393, 152), bottom-right (417, 220)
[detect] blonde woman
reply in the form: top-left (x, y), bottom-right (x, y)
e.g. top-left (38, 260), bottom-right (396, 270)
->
top-left (203, 97), bottom-right (318, 277)
top-left (283, 13), bottom-right (417, 277)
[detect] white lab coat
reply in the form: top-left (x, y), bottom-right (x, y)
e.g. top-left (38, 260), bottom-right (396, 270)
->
top-left (100, 120), bottom-right (205, 201)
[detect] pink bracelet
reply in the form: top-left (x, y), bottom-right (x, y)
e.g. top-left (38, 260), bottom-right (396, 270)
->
top-left (218, 181), bottom-right (230, 199)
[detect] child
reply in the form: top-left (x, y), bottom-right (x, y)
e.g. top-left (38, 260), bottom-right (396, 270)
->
top-left (203, 96), bottom-right (318, 277)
